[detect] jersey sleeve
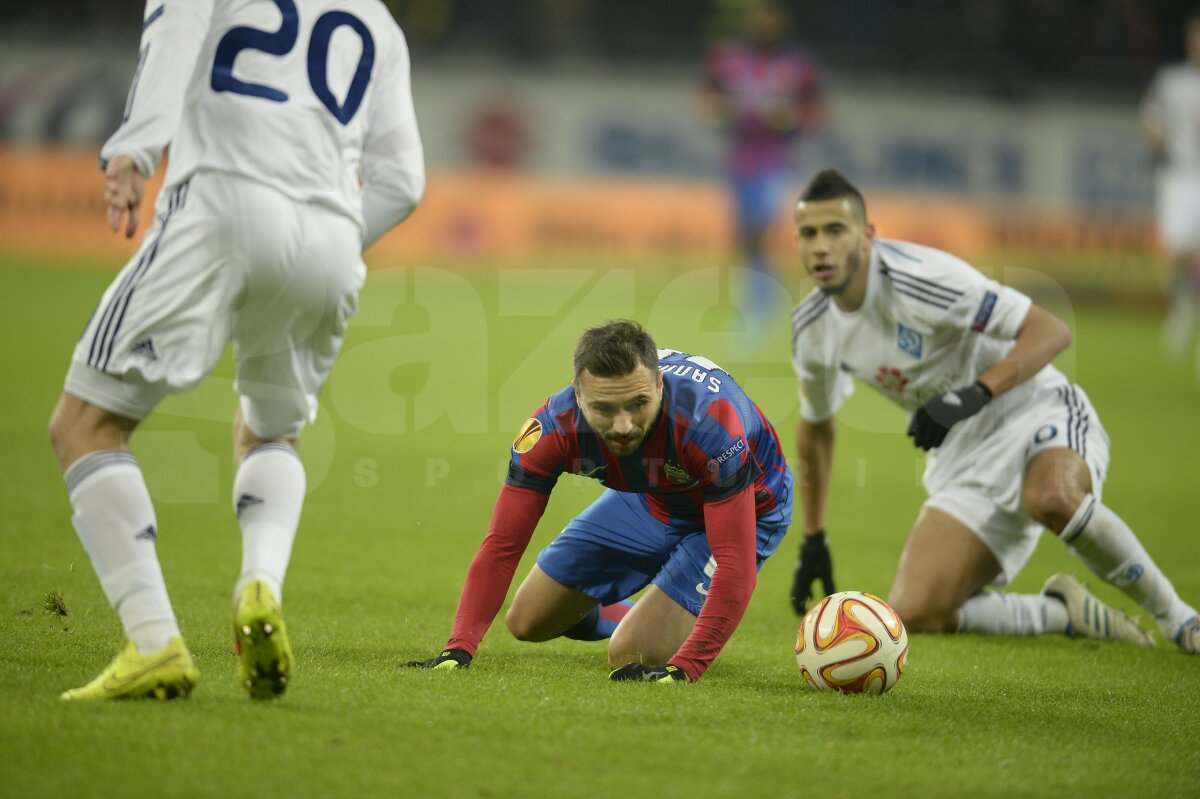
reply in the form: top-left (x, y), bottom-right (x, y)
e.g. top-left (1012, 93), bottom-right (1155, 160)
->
top-left (361, 23), bottom-right (425, 249)
top-left (444, 484), bottom-right (550, 655)
top-left (504, 407), bottom-right (568, 495)
top-left (791, 296), bottom-right (853, 422)
top-left (670, 487), bottom-right (758, 680)
top-left (886, 243), bottom-right (1031, 341)
top-left (681, 399), bottom-right (763, 502)
top-left (100, 0), bottom-right (217, 178)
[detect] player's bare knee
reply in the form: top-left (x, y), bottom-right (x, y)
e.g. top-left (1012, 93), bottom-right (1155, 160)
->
top-left (503, 605), bottom-right (548, 642)
top-left (1024, 484), bottom-right (1084, 534)
top-left (888, 596), bottom-right (955, 634)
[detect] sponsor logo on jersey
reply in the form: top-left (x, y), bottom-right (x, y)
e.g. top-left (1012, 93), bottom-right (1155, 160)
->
top-left (971, 291), bottom-right (998, 332)
top-left (513, 418), bottom-right (543, 453)
top-left (896, 323), bottom-right (923, 358)
top-left (663, 461), bottom-right (698, 486)
top-left (133, 525), bottom-right (157, 542)
top-left (874, 366), bottom-right (909, 392)
top-left (706, 437), bottom-right (746, 473)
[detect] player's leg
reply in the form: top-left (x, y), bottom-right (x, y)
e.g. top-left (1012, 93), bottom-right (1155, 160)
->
top-left (606, 586), bottom-right (697, 667)
top-left (225, 180), bottom-right (368, 694)
top-left (1161, 253), bottom-right (1198, 359)
top-left (1025, 446), bottom-right (1197, 649)
top-left (505, 566), bottom-right (622, 642)
top-left (1157, 175), bottom-right (1200, 360)
top-left (887, 507), bottom-right (1011, 633)
top-left (51, 181), bottom-right (210, 700)
top-left (49, 394), bottom-right (197, 701)
top-left (507, 490), bottom-right (655, 643)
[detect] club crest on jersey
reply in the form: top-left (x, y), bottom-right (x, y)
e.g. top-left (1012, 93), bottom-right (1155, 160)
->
top-left (896, 323), bottom-right (923, 358)
top-left (513, 419), bottom-right (543, 453)
top-left (663, 461), bottom-right (697, 486)
top-left (875, 366), bottom-right (909, 392)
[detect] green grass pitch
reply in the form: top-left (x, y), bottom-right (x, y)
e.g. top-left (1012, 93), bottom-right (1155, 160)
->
top-left (1, 256), bottom-right (1197, 798)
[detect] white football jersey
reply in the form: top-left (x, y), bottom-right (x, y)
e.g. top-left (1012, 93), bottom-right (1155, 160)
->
top-left (791, 238), bottom-right (1059, 423)
top-left (101, 0), bottom-right (424, 246)
top-left (1141, 62), bottom-right (1200, 172)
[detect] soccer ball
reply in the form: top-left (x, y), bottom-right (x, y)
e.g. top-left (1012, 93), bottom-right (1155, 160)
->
top-left (795, 591), bottom-right (908, 694)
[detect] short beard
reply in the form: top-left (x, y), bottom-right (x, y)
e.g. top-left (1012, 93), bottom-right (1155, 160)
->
top-left (817, 250), bottom-right (860, 296)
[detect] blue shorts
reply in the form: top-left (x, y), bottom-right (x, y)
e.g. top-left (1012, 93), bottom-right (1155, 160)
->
top-left (732, 170), bottom-right (792, 232)
top-left (535, 473), bottom-right (793, 617)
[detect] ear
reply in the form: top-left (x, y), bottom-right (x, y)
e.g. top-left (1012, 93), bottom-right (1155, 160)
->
top-left (656, 369), bottom-right (664, 392)
top-left (865, 223), bottom-right (876, 240)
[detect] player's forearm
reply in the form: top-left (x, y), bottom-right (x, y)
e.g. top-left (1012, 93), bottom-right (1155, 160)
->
top-left (978, 305), bottom-right (1071, 397)
top-left (101, 0), bottom-right (216, 178)
top-left (445, 485), bottom-right (548, 654)
top-left (671, 490), bottom-right (758, 680)
top-left (796, 417), bottom-right (835, 534)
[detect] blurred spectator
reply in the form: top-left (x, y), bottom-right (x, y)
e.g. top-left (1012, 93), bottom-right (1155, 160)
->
top-left (700, 0), bottom-right (824, 333)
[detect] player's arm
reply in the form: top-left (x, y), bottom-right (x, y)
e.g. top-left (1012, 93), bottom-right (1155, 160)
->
top-left (360, 26), bottom-right (425, 250)
top-left (790, 415), bottom-right (836, 614)
top-left (907, 261), bottom-right (1069, 450)
top-left (976, 304), bottom-right (1071, 398)
top-left (101, 0), bottom-right (216, 194)
top-left (406, 413), bottom-right (563, 669)
top-left (405, 484), bottom-right (550, 669)
top-left (664, 486), bottom-right (760, 682)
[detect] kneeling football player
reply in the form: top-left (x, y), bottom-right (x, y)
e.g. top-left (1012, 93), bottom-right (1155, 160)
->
top-left (407, 320), bottom-right (793, 681)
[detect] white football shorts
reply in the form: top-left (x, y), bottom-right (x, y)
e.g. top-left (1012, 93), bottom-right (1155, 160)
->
top-left (921, 380), bottom-right (1111, 585)
top-left (66, 172), bottom-right (366, 439)
top-left (1156, 170), bottom-right (1200, 254)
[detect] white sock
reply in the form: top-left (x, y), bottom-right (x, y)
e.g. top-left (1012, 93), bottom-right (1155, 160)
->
top-left (1063, 493), bottom-right (1196, 638)
top-left (232, 443), bottom-right (305, 604)
top-left (65, 452), bottom-right (179, 653)
top-left (958, 590), bottom-right (1069, 636)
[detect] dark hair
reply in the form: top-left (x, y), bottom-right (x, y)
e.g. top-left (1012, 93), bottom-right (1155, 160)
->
top-left (573, 320), bottom-right (658, 381)
top-left (799, 168), bottom-right (868, 223)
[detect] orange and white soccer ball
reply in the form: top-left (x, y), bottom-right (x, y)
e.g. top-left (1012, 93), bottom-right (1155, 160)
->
top-left (795, 591), bottom-right (908, 694)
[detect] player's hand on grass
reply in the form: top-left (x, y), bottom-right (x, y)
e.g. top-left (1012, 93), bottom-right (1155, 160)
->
top-left (403, 648), bottom-right (472, 670)
top-left (790, 529), bottom-right (835, 615)
top-left (609, 663), bottom-right (689, 683)
top-left (102, 154), bottom-right (145, 239)
top-left (907, 381), bottom-right (993, 451)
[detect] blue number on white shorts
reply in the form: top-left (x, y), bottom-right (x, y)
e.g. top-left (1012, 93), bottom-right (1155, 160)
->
top-left (210, 0), bottom-right (375, 125)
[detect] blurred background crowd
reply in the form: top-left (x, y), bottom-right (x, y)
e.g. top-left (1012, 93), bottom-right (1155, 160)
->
top-left (7, 0), bottom-right (1194, 92)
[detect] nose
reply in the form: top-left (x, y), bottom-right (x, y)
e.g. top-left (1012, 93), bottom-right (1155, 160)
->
top-left (612, 412), bottom-right (634, 436)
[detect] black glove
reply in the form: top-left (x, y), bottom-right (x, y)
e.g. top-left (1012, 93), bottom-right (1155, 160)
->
top-left (403, 648), bottom-right (472, 670)
top-left (609, 663), bottom-right (689, 683)
top-left (906, 381), bottom-right (993, 451)
top-left (790, 530), bottom-right (835, 615)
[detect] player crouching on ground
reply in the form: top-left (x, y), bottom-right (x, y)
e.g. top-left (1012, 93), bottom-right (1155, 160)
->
top-left (786, 168), bottom-right (1199, 653)
top-left (407, 320), bottom-right (793, 681)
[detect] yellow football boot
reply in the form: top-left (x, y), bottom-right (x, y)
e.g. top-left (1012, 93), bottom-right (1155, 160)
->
top-left (61, 637), bottom-right (198, 701)
top-left (234, 580), bottom-right (294, 699)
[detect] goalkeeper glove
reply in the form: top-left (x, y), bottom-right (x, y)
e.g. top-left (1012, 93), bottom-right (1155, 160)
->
top-left (790, 529), bottom-right (835, 615)
top-left (609, 663), bottom-right (689, 683)
top-left (403, 648), bottom-right (472, 670)
top-left (907, 381), bottom-right (993, 451)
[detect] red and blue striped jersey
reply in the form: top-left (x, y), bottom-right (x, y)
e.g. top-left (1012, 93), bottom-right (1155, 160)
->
top-left (703, 41), bottom-right (824, 178)
top-left (507, 349), bottom-right (789, 522)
